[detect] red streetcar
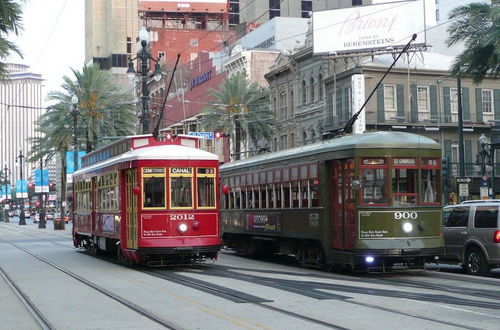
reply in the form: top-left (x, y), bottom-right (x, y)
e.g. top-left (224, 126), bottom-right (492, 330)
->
top-left (72, 134), bottom-right (221, 266)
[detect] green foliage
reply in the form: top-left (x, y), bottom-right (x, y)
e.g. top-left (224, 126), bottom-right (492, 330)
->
top-left (447, 0), bottom-right (500, 83)
top-left (200, 72), bottom-right (273, 159)
top-left (0, 0), bottom-right (23, 78)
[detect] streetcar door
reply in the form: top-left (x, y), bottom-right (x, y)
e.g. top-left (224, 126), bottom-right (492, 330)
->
top-left (331, 159), bottom-right (355, 250)
top-left (125, 169), bottom-right (138, 249)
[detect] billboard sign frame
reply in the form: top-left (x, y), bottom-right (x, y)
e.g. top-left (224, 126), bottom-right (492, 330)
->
top-left (313, 0), bottom-right (426, 55)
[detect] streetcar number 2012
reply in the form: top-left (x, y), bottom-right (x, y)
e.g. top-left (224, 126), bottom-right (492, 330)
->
top-left (169, 214), bottom-right (195, 221)
top-left (394, 211), bottom-right (417, 220)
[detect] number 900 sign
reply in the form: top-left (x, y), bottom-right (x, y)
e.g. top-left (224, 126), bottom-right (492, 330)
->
top-left (394, 211), bottom-right (417, 220)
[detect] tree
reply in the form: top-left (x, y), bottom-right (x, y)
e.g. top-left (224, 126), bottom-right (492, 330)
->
top-left (29, 63), bottom-right (138, 229)
top-left (0, 0), bottom-right (23, 78)
top-left (447, 0), bottom-right (500, 83)
top-left (48, 63), bottom-right (138, 152)
top-left (200, 72), bottom-right (273, 160)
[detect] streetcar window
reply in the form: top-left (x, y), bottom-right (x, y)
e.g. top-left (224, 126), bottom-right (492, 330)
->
top-left (392, 168), bottom-right (418, 207)
top-left (197, 177), bottom-right (215, 208)
top-left (422, 169), bottom-right (440, 205)
top-left (361, 169), bottom-right (388, 205)
top-left (143, 177), bottom-right (165, 208)
top-left (171, 177), bottom-right (193, 208)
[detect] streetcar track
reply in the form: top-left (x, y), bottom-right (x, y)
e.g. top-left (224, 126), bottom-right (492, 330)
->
top-left (1, 225), bottom-right (496, 329)
top-left (0, 265), bottom-right (54, 330)
top-left (0, 236), bottom-right (181, 330)
top-left (144, 269), bottom-right (349, 330)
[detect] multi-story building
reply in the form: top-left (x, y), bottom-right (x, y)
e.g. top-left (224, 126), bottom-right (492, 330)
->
top-left (85, 0), bottom-right (139, 86)
top-left (0, 63), bottom-right (44, 186)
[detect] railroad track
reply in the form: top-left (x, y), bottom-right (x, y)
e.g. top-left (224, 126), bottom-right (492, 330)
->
top-left (0, 265), bottom-right (53, 330)
top-left (0, 235), bottom-right (181, 330)
top-left (1, 225), bottom-right (493, 329)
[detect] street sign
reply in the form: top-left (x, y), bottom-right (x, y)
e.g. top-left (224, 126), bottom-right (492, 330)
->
top-left (188, 132), bottom-right (214, 139)
top-left (456, 177), bottom-right (472, 184)
top-left (459, 183), bottom-right (469, 197)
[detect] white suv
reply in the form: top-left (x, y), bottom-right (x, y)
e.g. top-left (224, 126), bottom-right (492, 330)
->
top-left (443, 200), bottom-right (500, 276)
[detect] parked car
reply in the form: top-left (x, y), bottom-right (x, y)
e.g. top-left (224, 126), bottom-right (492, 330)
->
top-left (31, 214), bottom-right (39, 223)
top-left (54, 212), bottom-right (70, 224)
top-left (443, 200), bottom-right (500, 276)
top-left (46, 213), bottom-right (54, 221)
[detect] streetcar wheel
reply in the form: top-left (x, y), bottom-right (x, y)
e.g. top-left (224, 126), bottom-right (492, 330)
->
top-left (117, 244), bottom-right (125, 265)
top-left (465, 247), bottom-right (490, 276)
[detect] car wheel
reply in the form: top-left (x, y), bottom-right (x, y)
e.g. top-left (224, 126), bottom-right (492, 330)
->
top-left (465, 247), bottom-right (490, 276)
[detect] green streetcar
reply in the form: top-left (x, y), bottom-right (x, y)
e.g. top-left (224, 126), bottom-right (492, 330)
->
top-left (220, 131), bottom-right (444, 272)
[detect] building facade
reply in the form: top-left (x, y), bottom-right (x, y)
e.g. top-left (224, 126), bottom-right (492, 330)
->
top-left (0, 63), bottom-right (44, 186)
top-left (85, 0), bottom-right (139, 85)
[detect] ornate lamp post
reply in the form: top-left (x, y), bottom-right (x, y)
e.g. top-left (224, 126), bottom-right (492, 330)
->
top-left (17, 150), bottom-right (26, 225)
top-left (476, 134), bottom-right (492, 200)
top-left (127, 27), bottom-right (162, 134)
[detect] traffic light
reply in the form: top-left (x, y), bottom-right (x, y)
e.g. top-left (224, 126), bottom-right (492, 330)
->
top-left (214, 132), bottom-right (229, 138)
top-left (442, 156), bottom-right (449, 177)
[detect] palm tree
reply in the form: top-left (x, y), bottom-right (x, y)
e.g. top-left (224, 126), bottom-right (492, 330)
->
top-left (29, 63), bottom-right (138, 229)
top-left (0, 0), bottom-right (23, 78)
top-left (48, 63), bottom-right (138, 152)
top-left (447, 0), bottom-right (500, 83)
top-left (200, 72), bottom-right (273, 160)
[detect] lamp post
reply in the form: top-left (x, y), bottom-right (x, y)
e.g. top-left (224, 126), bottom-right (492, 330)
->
top-left (476, 134), bottom-right (492, 200)
top-left (17, 150), bottom-right (26, 225)
top-left (1, 165), bottom-right (10, 223)
top-left (127, 27), bottom-right (162, 134)
top-left (71, 95), bottom-right (79, 172)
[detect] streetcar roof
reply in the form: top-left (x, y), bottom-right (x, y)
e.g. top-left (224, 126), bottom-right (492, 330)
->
top-left (221, 131), bottom-right (440, 171)
top-left (75, 144), bottom-right (218, 175)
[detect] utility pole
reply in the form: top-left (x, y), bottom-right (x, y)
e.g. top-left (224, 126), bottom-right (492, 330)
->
top-left (17, 150), bottom-right (26, 225)
top-left (457, 76), bottom-right (466, 202)
top-left (38, 158), bottom-right (46, 229)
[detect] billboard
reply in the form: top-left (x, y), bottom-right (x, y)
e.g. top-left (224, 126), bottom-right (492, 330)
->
top-left (313, 0), bottom-right (427, 55)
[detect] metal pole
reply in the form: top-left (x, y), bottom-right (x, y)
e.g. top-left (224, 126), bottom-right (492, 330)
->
top-left (141, 46), bottom-right (150, 134)
top-left (38, 158), bottom-right (46, 229)
top-left (18, 151), bottom-right (26, 225)
top-left (73, 110), bottom-right (78, 172)
top-left (2, 166), bottom-right (9, 223)
top-left (491, 146), bottom-right (495, 198)
top-left (457, 76), bottom-right (466, 202)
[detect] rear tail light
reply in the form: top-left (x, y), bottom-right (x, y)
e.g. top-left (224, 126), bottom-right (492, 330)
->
top-left (494, 230), bottom-right (500, 243)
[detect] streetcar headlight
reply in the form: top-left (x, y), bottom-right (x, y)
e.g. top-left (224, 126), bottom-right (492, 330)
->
top-left (178, 223), bottom-right (188, 233)
top-left (402, 222), bottom-right (413, 233)
top-left (365, 256), bottom-right (375, 264)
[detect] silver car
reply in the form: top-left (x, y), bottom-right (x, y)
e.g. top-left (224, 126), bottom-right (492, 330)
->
top-left (443, 200), bottom-right (500, 276)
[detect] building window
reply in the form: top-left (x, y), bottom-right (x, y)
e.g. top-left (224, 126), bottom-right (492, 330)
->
top-left (352, 0), bottom-right (362, 6)
top-left (302, 131), bottom-right (307, 145)
top-left (450, 87), bottom-right (459, 113)
top-left (482, 89), bottom-right (493, 114)
top-left (229, 0), bottom-right (240, 25)
top-left (269, 0), bottom-right (281, 19)
top-left (384, 84), bottom-right (396, 110)
top-left (302, 80), bottom-right (307, 105)
top-left (301, 1), bottom-right (312, 18)
top-left (279, 134), bottom-right (287, 150)
top-left (417, 86), bottom-right (430, 112)
top-left (289, 90), bottom-right (294, 114)
top-left (310, 77), bottom-right (315, 102)
top-left (279, 92), bottom-right (287, 120)
top-left (318, 74), bottom-right (324, 100)
top-left (126, 37), bottom-right (132, 54)
top-left (435, 9), bottom-right (440, 22)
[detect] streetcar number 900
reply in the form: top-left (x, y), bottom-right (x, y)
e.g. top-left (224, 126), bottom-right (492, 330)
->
top-left (394, 211), bottom-right (417, 220)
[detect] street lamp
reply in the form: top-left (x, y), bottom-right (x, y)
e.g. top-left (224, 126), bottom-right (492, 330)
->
top-left (71, 95), bottom-right (79, 172)
top-left (475, 134), bottom-right (492, 200)
top-left (127, 27), bottom-right (162, 134)
top-left (1, 165), bottom-right (10, 223)
top-left (16, 150), bottom-right (26, 225)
